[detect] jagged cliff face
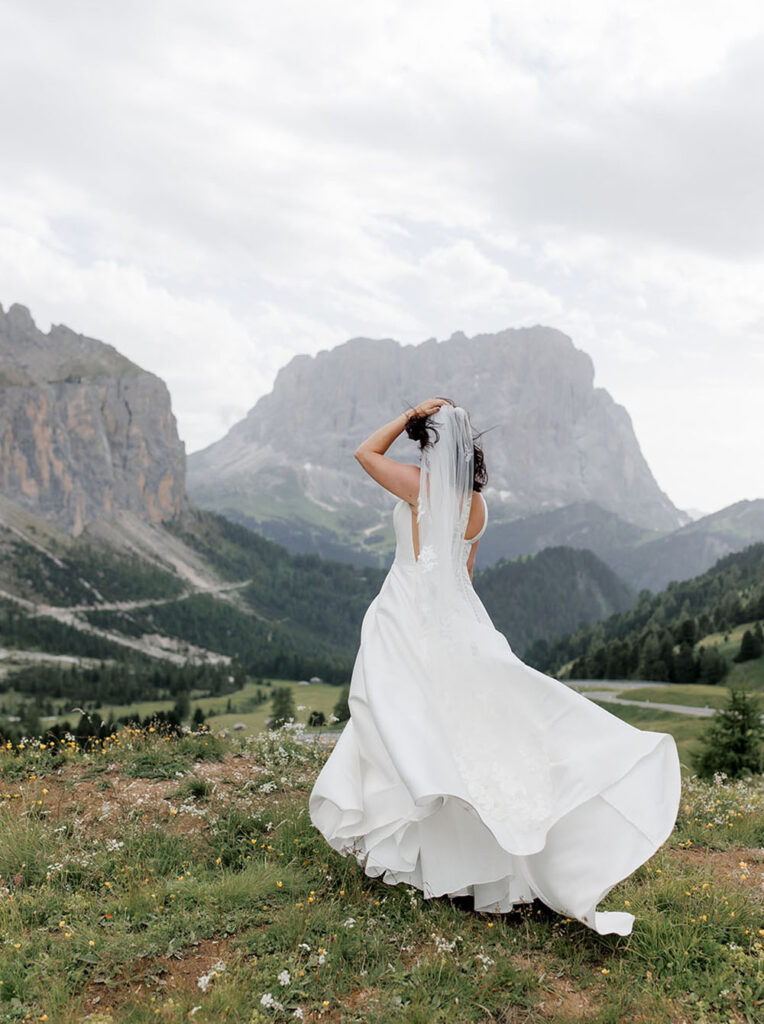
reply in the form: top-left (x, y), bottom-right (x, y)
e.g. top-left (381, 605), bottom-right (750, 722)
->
top-left (0, 303), bottom-right (186, 535)
top-left (188, 326), bottom-right (683, 544)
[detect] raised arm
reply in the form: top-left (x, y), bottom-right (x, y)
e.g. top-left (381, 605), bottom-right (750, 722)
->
top-left (353, 398), bottom-right (445, 504)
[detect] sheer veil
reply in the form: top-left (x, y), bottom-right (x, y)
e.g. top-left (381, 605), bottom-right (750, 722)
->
top-left (413, 403), bottom-right (476, 647)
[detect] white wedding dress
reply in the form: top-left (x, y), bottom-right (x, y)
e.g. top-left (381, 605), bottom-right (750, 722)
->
top-left (309, 492), bottom-right (682, 936)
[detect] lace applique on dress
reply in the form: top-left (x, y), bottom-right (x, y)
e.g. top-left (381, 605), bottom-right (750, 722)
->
top-left (436, 677), bottom-right (555, 833)
top-left (417, 544), bottom-right (438, 572)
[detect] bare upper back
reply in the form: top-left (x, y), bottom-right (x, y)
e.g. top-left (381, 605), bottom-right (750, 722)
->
top-left (408, 490), bottom-right (486, 560)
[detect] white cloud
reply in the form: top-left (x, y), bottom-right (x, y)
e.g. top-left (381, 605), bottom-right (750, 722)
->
top-left (0, 0), bottom-right (763, 510)
top-left (601, 331), bottom-right (658, 364)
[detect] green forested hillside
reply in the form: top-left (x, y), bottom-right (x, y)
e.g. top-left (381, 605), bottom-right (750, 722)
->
top-left (525, 542), bottom-right (764, 684)
top-left (474, 545), bottom-right (635, 656)
top-left (0, 597), bottom-right (134, 660)
top-left (0, 529), bottom-right (185, 605)
top-left (166, 506), bottom-right (387, 638)
top-left (162, 507), bottom-right (387, 679)
top-left (2, 503), bottom-right (650, 694)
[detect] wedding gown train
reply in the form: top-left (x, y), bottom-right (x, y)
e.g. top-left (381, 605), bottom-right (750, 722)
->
top-left (308, 494), bottom-right (682, 936)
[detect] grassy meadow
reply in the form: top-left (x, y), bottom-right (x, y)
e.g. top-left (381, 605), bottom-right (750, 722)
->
top-left (13, 680), bottom-right (346, 740)
top-left (0, 718), bottom-right (762, 1024)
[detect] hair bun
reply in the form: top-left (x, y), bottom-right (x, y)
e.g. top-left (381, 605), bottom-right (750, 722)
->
top-left (404, 411), bottom-right (436, 448)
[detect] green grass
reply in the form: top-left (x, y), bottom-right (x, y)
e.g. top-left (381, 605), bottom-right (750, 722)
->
top-left (202, 681), bottom-right (345, 736)
top-left (0, 723), bottom-right (762, 1023)
top-left (698, 623), bottom-right (755, 662)
top-left (29, 679), bottom-right (346, 737)
top-left (726, 658), bottom-right (764, 690)
top-left (612, 684), bottom-right (736, 710)
top-left (695, 623), bottom-right (764, 690)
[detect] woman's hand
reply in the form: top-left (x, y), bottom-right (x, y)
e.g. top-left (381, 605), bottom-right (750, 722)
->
top-left (353, 398), bottom-right (452, 504)
top-left (408, 397), bottom-right (448, 419)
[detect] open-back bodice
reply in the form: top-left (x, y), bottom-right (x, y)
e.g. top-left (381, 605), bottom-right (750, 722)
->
top-left (392, 492), bottom-right (488, 568)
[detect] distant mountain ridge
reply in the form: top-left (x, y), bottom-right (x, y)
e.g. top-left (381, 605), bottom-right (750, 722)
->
top-left (477, 497), bottom-right (764, 593)
top-left (616, 498), bottom-right (764, 592)
top-left (0, 303), bottom-right (186, 535)
top-left (187, 326), bottom-right (685, 563)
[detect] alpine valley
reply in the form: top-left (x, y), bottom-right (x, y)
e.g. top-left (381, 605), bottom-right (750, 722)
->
top-left (1, 303), bottom-right (762, 731)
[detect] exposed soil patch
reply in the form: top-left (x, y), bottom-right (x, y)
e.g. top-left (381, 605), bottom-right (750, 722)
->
top-left (76, 934), bottom-right (236, 1018)
top-left (193, 752), bottom-right (269, 786)
top-left (6, 752), bottom-right (282, 839)
top-left (665, 845), bottom-right (764, 897)
top-left (513, 952), bottom-right (598, 1022)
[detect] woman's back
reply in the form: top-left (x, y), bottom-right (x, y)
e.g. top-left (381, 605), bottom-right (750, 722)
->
top-left (392, 492), bottom-right (487, 569)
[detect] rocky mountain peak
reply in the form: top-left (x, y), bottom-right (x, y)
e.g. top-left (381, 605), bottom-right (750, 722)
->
top-left (187, 325), bottom-right (684, 561)
top-left (0, 303), bottom-right (187, 535)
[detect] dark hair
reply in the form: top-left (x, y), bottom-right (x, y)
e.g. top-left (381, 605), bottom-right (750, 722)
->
top-left (403, 395), bottom-right (488, 492)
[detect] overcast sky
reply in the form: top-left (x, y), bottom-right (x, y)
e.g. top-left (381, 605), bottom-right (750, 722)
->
top-left (1, 0), bottom-right (762, 515)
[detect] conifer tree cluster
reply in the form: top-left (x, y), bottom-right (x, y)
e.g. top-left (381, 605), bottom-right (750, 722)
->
top-left (525, 543), bottom-right (764, 681)
top-left (692, 687), bottom-right (764, 779)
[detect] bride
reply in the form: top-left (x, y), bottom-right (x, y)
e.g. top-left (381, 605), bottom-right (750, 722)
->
top-left (308, 396), bottom-right (681, 936)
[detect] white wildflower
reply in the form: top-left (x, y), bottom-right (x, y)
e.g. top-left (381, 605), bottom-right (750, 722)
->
top-left (197, 959), bottom-right (226, 992)
top-left (260, 992), bottom-right (284, 1011)
top-left (278, 969), bottom-right (291, 986)
top-left (342, 917), bottom-right (357, 928)
top-left (431, 932), bottom-right (462, 954)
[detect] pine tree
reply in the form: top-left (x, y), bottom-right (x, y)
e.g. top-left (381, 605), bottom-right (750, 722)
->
top-left (678, 617), bottom-right (698, 647)
top-left (698, 613), bottom-right (713, 638)
top-left (734, 629), bottom-right (758, 663)
top-left (173, 690), bottom-right (191, 722)
top-left (673, 642), bottom-right (698, 684)
top-left (638, 633), bottom-right (669, 681)
top-left (269, 686), bottom-right (296, 729)
top-left (332, 684), bottom-right (350, 723)
top-left (691, 687), bottom-right (764, 779)
top-left (698, 645), bottom-right (728, 685)
top-left (752, 622), bottom-right (764, 658)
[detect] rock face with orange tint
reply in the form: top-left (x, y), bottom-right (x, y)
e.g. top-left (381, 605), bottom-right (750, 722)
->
top-left (0, 303), bottom-right (186, 534)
